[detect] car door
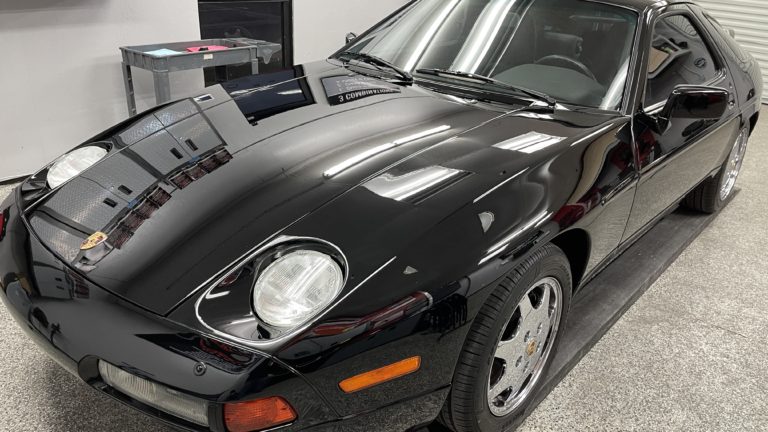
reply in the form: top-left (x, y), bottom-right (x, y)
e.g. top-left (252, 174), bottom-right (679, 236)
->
top-left (622, 6), bottom-right (741, 241)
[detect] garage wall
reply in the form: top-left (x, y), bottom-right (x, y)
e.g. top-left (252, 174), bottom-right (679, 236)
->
top-left (0, 0), bottom-right (202, 182)
top-left (695, 0), bottom-right (768, 104)
top-left (0, 0), bottom-right (409, 182)
top-left (292, 0), bottom-right (410, 64)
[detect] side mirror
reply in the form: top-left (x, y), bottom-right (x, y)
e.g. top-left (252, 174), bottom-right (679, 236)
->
top-left (646, 85), bottom-right (729, 134)
top-left (346, 32), bottom-right (358, 44)
top-left (729, 28), bottom-right (736, 38)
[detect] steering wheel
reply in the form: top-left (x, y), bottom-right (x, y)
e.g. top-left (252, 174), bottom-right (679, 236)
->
top-left (535, 55), bottom-right (597, 81)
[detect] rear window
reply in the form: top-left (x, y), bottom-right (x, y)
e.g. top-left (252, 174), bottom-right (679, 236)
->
top-left (703, 13), bottom-right (752, 65)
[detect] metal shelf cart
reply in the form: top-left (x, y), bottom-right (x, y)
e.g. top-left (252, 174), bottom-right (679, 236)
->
top-left (120, 38), bottom-right (281, 116)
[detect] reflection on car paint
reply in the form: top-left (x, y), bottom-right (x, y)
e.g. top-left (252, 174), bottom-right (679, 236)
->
top-left (473, 169), bottom-right (528, 203)
top-left (492, 131), bottom-right (566, 153)
top-left (138, 333), bottom-right (256, 374)
top-left (480, 211), bottom-right (552, 265)
top-left (363, 166), bottom-right (469, 203)
top-left (304, 292), bottom-right (433, 338)
top-left (323, 125), bottom-right (452, 178)
top-left (226, 66), bottom-right (316, 125)
top-left (0, 207), bottom-right (8, 242)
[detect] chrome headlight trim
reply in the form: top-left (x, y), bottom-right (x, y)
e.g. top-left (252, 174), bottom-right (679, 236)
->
top-left (194, 235), bottom-right (389, 350)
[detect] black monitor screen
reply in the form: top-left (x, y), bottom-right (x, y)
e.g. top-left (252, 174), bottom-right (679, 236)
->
top-left (199, 0), bottom-right (293, 84)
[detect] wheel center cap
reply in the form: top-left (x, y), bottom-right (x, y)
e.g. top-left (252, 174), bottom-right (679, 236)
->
top-left (526, 340), bottom-right (537, 357)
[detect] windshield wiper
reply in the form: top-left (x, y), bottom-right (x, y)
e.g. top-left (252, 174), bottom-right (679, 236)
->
top-left (338, 51), bottom-right (413, 84)
top-left (416, 68), bottom-right (556, 107)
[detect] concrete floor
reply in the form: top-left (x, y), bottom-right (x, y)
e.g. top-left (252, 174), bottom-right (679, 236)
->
top-left (1, 119), bottom-right (766, 431)
top-left (519, 118), bottom-right (768, 432)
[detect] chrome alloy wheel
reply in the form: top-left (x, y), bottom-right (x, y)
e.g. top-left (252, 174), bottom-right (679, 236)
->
top-left (720, 129), bottom-right (748, 201)
top-left (487, 277), bottom-right (563, 417)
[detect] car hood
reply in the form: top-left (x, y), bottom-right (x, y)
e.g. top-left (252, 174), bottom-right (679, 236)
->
top-left (25, 61), bottom-right (614, 315)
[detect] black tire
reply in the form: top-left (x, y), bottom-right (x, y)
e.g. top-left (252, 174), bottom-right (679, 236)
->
top-left (683, 126), bottom-right (749, 214)
top-left (439, 244), bottom-right (572, 432)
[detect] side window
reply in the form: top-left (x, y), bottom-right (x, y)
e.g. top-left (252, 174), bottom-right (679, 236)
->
top-left (645, 14), bottom-right (720, 106)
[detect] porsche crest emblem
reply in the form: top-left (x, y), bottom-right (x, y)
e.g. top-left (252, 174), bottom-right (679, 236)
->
top-left (526, 340), bottom-right (537, 357)
top-left (81, 232), bottom-right (108, 250)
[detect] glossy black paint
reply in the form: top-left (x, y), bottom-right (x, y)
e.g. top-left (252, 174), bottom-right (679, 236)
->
top-left (652, 85), bottom-right (730, 134)
top-left (0, 1), bottom-right (761, 431)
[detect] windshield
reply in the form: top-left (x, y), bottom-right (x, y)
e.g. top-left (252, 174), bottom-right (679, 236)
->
top-left (337, 0), bottom-right (638, 110)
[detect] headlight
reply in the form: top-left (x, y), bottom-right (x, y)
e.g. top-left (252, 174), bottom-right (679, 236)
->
top-left (253, 250), bottom-right (344, 328)
top-left (47, 146), bottom-right (108, 189)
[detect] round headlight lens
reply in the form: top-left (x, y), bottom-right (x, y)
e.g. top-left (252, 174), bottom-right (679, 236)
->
top-left (47, 146), bottom-right (108, 189)
top-left (253, 250), bottom-right (344, 328)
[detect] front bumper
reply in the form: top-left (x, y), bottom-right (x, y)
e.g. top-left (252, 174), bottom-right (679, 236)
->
top-left (0, 190), bottom-right (446, 431)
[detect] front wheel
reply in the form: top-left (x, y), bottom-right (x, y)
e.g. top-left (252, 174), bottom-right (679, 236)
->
top-left (684, 126), bottom-right (749, 214)
top-left (440, 244), bottom-right (572, 432)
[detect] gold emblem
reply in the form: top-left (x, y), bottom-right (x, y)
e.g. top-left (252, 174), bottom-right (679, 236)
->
top-left (526, 340), bottom-right (537, 357)
top-left (81, 232), bottom-right (108, 250)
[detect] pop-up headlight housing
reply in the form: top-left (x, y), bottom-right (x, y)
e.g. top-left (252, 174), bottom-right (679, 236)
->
top-left (195, 237), bottom-right (349, 344)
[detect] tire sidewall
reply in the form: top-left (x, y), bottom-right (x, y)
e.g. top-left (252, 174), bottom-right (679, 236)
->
top-left (472, 247), bottom-right (572, 432)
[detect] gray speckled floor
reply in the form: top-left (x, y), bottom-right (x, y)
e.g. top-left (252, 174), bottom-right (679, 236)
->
top-left (1, 118), bottom-right (766, 431)
top-left (0, 184), bottom-right (16, 203)
top-left (519, 118), bottom-right (768, 432)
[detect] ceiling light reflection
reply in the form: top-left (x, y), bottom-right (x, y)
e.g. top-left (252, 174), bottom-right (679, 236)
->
top-left (393, 125), bottom-right (451, 145)
top-left (205, 291), bottom-right (231, 300)
top-left (453, 0), bottom-right (519, 73)
top-left (404, 0), bottom-right (461, 71)
top-left (473, 168), bottom-right (528, 203)
top-left (479, 211), bottom-right (551, 265)
top-left (323, 125), bottom-right (451, 178)
top-left (364, 166), bottom-right (464, 202)
top-left (278, 89), bottom-right (304, 96)
top-left (323, 143), bottom-right (396, 178)
top-left (493, 132), bottom-right (565, 154)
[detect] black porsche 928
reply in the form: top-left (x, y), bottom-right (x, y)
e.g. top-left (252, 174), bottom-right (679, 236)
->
top-left (0, 0), bottom-right (761, 431)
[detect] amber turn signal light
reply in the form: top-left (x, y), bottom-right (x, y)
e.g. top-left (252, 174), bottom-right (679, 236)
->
top-left (224, 396), bottom-right (297, 432)
top-left (339, 356), bottom-right (421, 393)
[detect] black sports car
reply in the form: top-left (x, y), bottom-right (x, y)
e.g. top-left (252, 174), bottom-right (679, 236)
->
top-left (0, 0), bottom-right (761, 431)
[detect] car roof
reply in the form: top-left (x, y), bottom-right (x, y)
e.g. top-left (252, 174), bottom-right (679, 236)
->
top-left (598, 0), bottom-right (693, 12)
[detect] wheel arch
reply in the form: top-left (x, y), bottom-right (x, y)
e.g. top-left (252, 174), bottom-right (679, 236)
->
top-left (550, 228), bottom-right (591, 290)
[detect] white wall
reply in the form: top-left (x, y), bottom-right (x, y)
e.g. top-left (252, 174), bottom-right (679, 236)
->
top-left (0, 0), bottom-right (202, 181)
top-left (293, 0), bottom-right (410, 64)
top-left (0, 0), bottom-right (409, 181)
top-left (695, 0), bottom-right (768, 104)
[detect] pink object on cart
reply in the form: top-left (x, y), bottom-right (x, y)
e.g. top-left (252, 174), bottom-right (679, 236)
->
top-left (186, 45), bottom-right (229, 53)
